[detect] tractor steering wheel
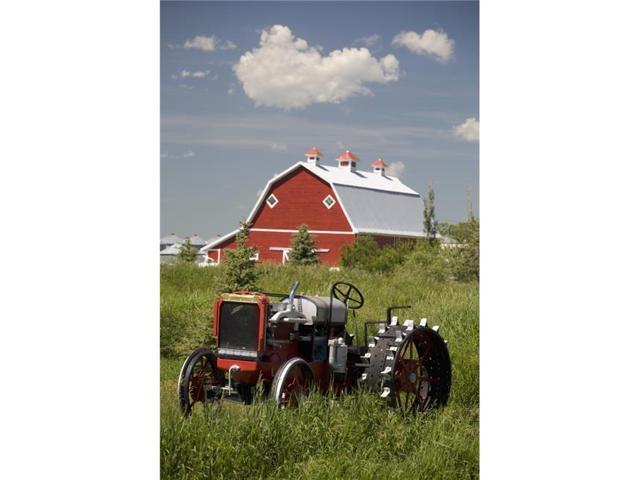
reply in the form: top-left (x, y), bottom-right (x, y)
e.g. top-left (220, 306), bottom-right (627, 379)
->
top-left (331, 281), bottom-right (364, 310)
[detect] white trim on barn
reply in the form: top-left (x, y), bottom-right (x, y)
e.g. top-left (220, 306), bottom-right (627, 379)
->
top-left (268, 247), bottom-right (291, 264)
top-left (251, 228), bottom-right (353, 235)
top-left (200, 227), bottom-right (355, 253)
top-left (323, 194), bottom-right (336, 209)
top-left (266, 193), bottom-right (279, 208)
top-left (245, 162), bottom-right (302, 225)
top-left (199, 229), bottom-right (239, 253)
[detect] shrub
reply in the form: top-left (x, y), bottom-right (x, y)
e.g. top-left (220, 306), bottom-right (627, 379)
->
top-left (405, 240), bottom-right (454, 282)
top-left (340, 236), bottom-right (413, 273)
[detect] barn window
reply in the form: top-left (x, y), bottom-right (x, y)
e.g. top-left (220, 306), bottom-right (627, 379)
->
top-left (323, 195), bottom-right (336, 209)
top-left (250, 251), bottom-right (259, 261)
top-left (266, 193), bottom-right (279, 208)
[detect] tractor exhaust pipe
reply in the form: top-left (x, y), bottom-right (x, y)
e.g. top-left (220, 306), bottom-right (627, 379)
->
top-left (288, 281), bottom-right (300, 308)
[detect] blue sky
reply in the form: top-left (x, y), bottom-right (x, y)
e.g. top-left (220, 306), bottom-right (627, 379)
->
top-left (161, 1), bottom-right (478, 239)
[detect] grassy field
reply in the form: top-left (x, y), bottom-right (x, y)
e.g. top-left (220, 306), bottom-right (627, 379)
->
top-left (160, 264), bottom-right (479, 479)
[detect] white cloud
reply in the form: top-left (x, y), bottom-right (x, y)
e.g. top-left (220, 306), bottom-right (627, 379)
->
top-left (183, 150), bottom-right (195, 158)
top-left (219, 40), bottom-right (237, 50)
top-left (183, 35), bottom-right (236, 52)
top-left (233, 25), bottom-right (400, 110)
top-left (392, 29), bottom-right (454, 62)
top-left (454, 117), bottom-right (479, 142)
top-left (227, 87), bottom-right (235, 95)
top-left (269, 143), bottom-right (287, 152)
top-left (387, 161), bottom-right (406, 178)
top-left (178, 84), bottom-right (194, 90)
top-left (184, 35), bottom-right (216, 51)
top-left (178, 69), bottom-right (210, 78)
top-left (354, 34), bottom-right (382, 47)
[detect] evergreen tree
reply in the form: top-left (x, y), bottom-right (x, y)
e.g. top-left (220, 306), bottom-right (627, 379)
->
top-left (177, 238), bottom-right (196, 263)
top-left (289, 224), bottom-right (319, 265)
top-left (423, 183), bottom-right (437, 242)
top-left (221, 221), bottom-right (259, 291)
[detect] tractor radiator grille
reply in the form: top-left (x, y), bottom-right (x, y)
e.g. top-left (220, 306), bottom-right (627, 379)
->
top-left (218, 302), bottom-right (260, 355)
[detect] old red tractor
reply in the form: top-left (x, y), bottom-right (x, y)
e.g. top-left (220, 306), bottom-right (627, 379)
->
top-left (178, 281), bottom-right (451, 414)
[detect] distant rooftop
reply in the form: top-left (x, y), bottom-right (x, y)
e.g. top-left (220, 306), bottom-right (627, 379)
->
top-left (160, 233), bottom-right (183, 245)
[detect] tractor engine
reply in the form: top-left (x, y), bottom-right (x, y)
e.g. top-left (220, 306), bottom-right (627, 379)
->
top-left (212, 283), bottom-right (353, 400)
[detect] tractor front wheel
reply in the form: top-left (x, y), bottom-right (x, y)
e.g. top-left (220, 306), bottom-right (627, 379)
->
top-left (177, 348), bottom-right (225, 416)
top-left (271, 357), bottom-right (313, 408)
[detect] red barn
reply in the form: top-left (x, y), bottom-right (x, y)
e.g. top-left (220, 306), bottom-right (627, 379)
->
top-left (201, 148), bottom-right (425, 266)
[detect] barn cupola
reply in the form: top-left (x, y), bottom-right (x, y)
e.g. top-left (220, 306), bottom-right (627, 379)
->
top-left (371, 158), bottom-right (388, 176)
top-left (337, 150), bottom-right (359, 172)
top-left (305, 147), bottom-right (323, 166)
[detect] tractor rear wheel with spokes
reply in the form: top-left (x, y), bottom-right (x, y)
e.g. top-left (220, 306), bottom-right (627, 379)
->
top-left (388, 327), bottom-right (451, 413)
top-left (177, 348), bottom-right (225, 416)
top-left (360, 322), bottom-right (451, 414)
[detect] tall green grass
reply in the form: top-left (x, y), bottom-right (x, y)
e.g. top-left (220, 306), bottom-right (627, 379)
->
top-left (161, 264), bottom-right (478, 479)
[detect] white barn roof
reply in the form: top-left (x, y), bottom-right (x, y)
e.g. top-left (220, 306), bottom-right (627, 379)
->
top-left (160, 243), bottom-right (182, 256)
top-left (333, 185), bottom-right (424, 237)
top-left (160, 233), bottom-right (183, 245)
top-left (305, 163), bottom-right (419, 195)
top-left (186, 234), bottom-right (207, 246)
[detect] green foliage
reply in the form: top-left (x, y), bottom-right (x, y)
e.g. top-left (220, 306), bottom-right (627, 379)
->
top-left (160, 265), bottom-right (479, 479)
top-left (340, 236), bottom-right (413, 273)
top-left (221, 221), bottom-right (260, 292)
top-left (424, 183), bottom-right (437, 241)
top-left (160, 263), bottom-right (223, 357)
top-left (288, 224), bottom-right (319, 265)
top-left (404, 240), bottom-right (454, 282)
top-left (177, 238), bottom-right (196, 263)
top-left (448, 218), bottom-right (480, 281)
top-left (339, 220), bottom-right (479, 282)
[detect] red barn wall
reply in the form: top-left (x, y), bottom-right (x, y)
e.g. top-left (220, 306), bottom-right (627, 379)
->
top-left (252, 168), bottom-right (352, 231)
top-left (209, 231), bottom-right (356, 266)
